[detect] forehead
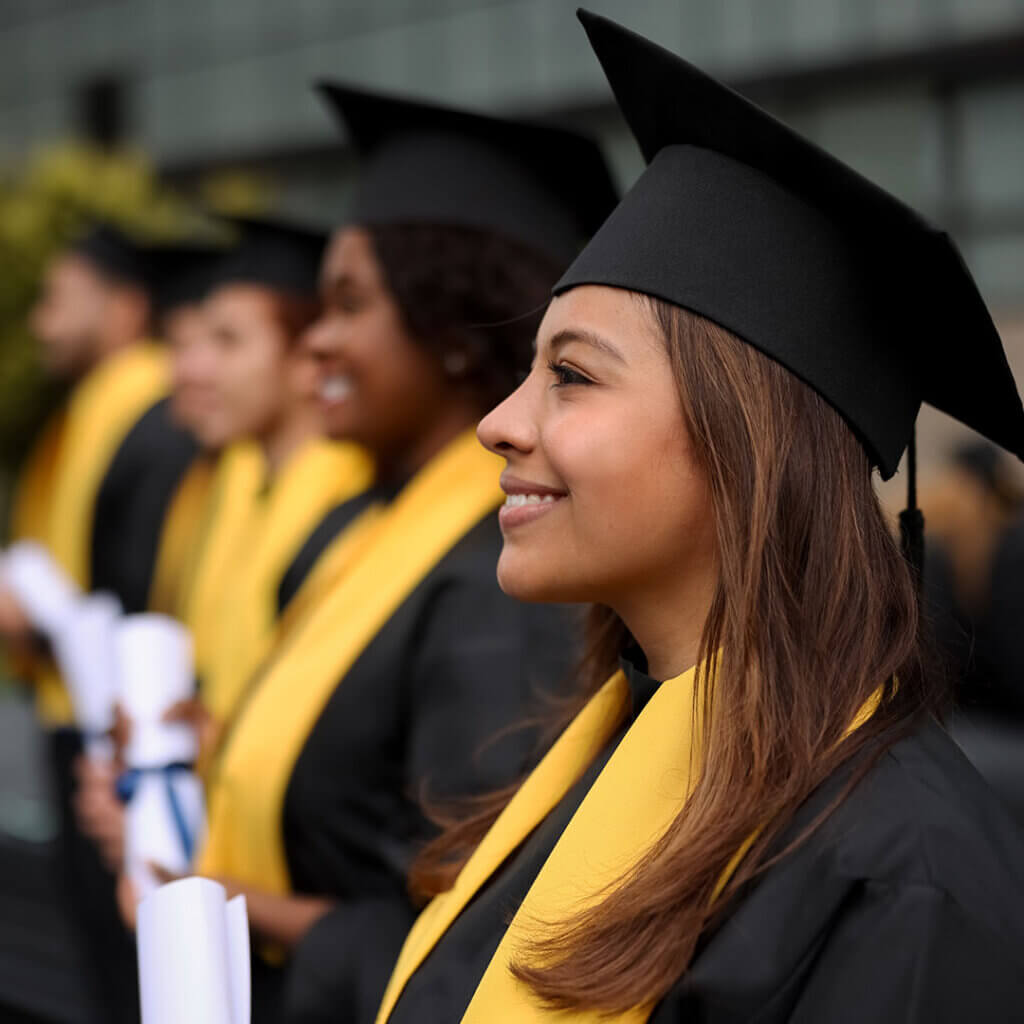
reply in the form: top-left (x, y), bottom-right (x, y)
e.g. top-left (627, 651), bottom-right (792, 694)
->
top-left (50, 252), bottom-right (106, 286)
top-left (537, 285), bottom-right (663, 355)
top-left (322, 225), bottom-right (378, 277)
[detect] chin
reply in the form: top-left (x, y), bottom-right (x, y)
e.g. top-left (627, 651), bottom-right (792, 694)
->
top-left (496, 554), bottom-right (580, 604)
top-left (323, 410), bottom-right (363, 443)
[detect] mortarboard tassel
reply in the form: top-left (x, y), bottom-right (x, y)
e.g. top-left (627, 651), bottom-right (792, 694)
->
top-left (898, 429), bottom-right (925, 591)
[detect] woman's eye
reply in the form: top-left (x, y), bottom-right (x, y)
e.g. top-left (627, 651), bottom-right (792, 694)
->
top-left (547, 360), bottom-right (593, 388)
top-left (329, 290), bottom-right (362, 315)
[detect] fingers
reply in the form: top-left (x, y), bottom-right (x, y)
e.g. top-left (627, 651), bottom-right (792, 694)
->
top-left (116, 874), bottom-right (139, 930)
top-left (162, 698), bottom-right (198, 723)
top-left (148, 861), bottom-right (183, 886)
top-left (73, 764), bottom-right (126, 872)
top-left (110, 703), bottom-right (132, 759)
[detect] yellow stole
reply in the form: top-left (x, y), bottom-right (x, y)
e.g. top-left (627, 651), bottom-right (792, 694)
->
top-left (8, 344), bottom-right (170, 724)
top-left (146, 455), bottom-right (217, 616)
top-left (46, 343), bottom-right (171, 589)
top-left (199, 438), bottom-right (372, 722)
top-left (177, 442), bottom-right (266, 687)
top-left (197, 429), bottom-right (503, 894)
top-left (9, 409), bottom-right (67, 544)
top-left (377, 670), bottom-right (881, 1023)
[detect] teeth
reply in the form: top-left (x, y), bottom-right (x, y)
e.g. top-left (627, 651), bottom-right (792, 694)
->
top-left (321, 375), bottom-right (354, 402)
top-left (504, 493), bottom-right (559, 507)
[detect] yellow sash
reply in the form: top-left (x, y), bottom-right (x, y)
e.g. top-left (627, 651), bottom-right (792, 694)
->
top-left (375, 669), bottom-right (650, 1023)
top-left (378, 671), bottom-right (882, 1023)
top-left (146, 456), bottom-right (217, 616)
top-left (7, 344), bottom-right (170, 724)
top-left (271, 500), bottom-right (388, 651)
top-left (46, 344), bottom-right (171, 589)
top-left (9, 409), bottom-right (67, 544)
top-left (197, 429), bottom-right (503, 894)
top-left (200, 438), bottom-right (372, 722)
top-left (177, 442), bottom-right (266, 686)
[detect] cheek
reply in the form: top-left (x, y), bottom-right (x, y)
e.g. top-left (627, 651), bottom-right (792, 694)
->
top-left (216, 344), bottom-right (278, 430)
top-left (357, 312), bottom-right (427, 396)
top-left (498, 400), bottom-right (709, 602)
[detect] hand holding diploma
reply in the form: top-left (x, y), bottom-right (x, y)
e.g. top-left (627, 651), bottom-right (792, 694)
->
top-left (116, 614), bottom-right (206, 900)
top-left (137, 877), bottom-right (250, 1024)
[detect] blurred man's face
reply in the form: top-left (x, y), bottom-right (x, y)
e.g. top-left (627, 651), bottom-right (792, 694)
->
top-left (29, 254), bottom-right (112, 377)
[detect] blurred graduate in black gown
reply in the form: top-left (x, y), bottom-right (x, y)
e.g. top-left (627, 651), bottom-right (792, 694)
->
top-left (1, 224), bottom-right (205, 1024)
top-left (190, 84), bottom-right (618, 1023)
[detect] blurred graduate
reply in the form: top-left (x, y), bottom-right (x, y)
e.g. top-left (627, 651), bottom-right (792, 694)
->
top-left (374, 13), bottom-right (1024, 1023)
top-left (190, 84), bottom-right (618, 1023)
top-left (74, 217), bottom-right (371, 899)
top-left (168, 217), bottom-right (371, 727)
top-left (1, 222), bottom-right (206, 1023)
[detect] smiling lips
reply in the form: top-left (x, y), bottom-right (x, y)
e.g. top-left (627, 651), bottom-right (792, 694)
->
top-left (320, 374), bottom-right (355, 405)
top-left (498, 477), bottom-right (568, 529)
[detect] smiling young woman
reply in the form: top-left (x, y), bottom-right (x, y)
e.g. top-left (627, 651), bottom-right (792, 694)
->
top-left (374, 12), bottom-right (1024, 1024)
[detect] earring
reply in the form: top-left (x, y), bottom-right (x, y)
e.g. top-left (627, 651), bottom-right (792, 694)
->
top-left (443, 351), bottom-right (469, 376)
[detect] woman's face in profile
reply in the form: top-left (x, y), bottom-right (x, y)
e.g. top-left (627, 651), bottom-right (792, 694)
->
top-left (478, 285), bottom-right (715, 609)
top-left (304, 226), bottom-right (451, 458)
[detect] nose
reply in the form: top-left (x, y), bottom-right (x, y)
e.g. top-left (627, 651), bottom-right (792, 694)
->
top-left (478, 370), bottom-right (538, 456)
top-left (302, 313), bottom-right (340, 361)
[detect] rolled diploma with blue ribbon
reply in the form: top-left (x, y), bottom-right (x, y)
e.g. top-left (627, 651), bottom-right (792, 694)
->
top-left (116, 614), bottom-right (204, 898)
top-left (123, 766), bottom-right (206, 900)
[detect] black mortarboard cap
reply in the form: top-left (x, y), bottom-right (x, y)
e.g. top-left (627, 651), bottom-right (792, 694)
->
top-left (315, 81), bottom-right (619, 266)
top-left (557, 10), bottom-right (1024, 480)
top-left (68, 222), bottom-right (152, 290)
top-left (212, 216), bottom-right (327, 298)
top-left (145, 239), bottom-right (234, 316)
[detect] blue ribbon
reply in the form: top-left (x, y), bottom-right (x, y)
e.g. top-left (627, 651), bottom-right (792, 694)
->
top-left (116, 763), bottom-right (197, 864)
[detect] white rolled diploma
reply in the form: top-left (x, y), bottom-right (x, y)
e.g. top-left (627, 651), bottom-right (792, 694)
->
top-left (116, 614), bottom-right (197, 769)
top-left (125, 770), bottom-right (206, 902)
top-left (1, 540), bottom-right (81, 635)
top-left (51, 591), bottom-right (122, 741)
top-left (137, 877), bottom-right (251, 1024)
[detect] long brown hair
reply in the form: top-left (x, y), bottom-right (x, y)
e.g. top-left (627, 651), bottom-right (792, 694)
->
top-left (411, 296), bottom-right (944, 1012)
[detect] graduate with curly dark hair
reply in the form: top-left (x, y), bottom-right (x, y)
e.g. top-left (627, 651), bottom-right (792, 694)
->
top-left (191, 83), bottom-right (618, 1023)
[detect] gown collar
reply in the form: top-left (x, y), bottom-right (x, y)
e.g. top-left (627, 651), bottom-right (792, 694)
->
top-left (619, 645), bottom-right (662, 720)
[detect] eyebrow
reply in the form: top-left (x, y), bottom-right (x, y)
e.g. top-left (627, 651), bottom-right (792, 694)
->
top-left (545, 327), bottom-right (627, 364)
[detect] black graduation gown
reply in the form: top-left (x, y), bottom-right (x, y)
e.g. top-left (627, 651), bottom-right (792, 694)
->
top-left (978, 514), bottom-right (1024, 720)
top-left (53, 396), bottom-right (197, 1024)
top-left (249, 510), bottom-right (578, 1024)
top-left (275, 486), bottom-right (400, 617)
top-left (89, 396), bottom-right (199, 612)
top-left (387, 655), bottom-right (1024, 1023)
